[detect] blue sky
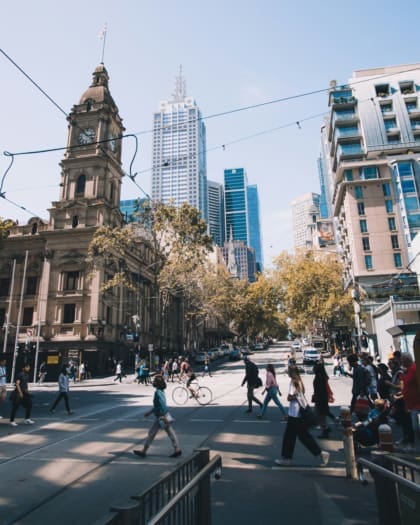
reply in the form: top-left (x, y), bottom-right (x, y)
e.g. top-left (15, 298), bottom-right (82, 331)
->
top-left (2, 1), bottom-right (420, 265)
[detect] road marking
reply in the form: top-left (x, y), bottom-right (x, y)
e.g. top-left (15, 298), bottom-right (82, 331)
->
top-left (190, 418), bottom-right (224, 422)
top-left (233, 419), bottom-right (271, 423)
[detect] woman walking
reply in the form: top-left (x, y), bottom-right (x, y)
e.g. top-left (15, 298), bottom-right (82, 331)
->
top-left (257, 364), bottom-right (286, 419)
top-left (133, 375), bottom-right (182, 458)
top-left (276, 365), bottom-right (329, 467)
top-left (312, 362), bottom-right (333, 438)
top-left (49, 365), bottom-right (74, 415)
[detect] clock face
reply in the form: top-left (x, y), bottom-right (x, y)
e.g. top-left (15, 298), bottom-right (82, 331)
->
top-left (78, 128), bottom-right (95, 145)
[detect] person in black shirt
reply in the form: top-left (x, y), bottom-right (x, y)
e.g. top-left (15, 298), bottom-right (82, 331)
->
top-left (242, 357), bottom-right (263, 413)
top-left (10, 364), bottom-right (34, 426)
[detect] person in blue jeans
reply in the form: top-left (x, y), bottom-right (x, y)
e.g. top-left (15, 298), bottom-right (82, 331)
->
top-left (257, 364), bottom-right (287, 419)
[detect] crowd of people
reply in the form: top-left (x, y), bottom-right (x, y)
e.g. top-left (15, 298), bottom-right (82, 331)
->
top-left (0, 345), bottom-right (418, 464)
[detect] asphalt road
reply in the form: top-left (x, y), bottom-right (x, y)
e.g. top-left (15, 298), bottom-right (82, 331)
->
top-left (0, 344), bottom-right (380, 525)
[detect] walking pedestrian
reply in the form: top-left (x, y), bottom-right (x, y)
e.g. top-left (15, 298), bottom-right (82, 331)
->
top-left (275, 365), bottom-right (329, 467)
top-left (345, 354), bottom-right (369, 415)
top-left (133, 375), bottom-right (182, 458)
top-left (49, 365), bottom-right (74, 415)
top-left (312, 361), bottom-right (333, 438)
top-left (0, 358), bottom-right (7, 419)
top-left (400, 353), bottom-right (420, 450)
top-left (114, 361), bottom-right (123, 383)
top-left (241, 356), bottom-right (263, 413)
top-left (257, 364), bottom-right (286, 419)
top-left (10, 363), bottom-right (34, 426)
top-left (202, 355), bottom-right (212, 377)
top-left (79, 362), bottom-right (85, 381)
top-left (38, 361), bottom-right (47, 384)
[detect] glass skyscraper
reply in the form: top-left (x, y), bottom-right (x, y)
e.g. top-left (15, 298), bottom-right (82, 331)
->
top-left (207, 180), bottom-right (225, 246)
top-left (151, 69), bottom-right (208, 219)
top-left (247, 184), bottom-right (263, 271)
top-left (224, 168), bottom-right (249, 244)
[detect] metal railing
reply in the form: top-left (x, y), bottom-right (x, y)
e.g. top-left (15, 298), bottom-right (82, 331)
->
top-left (358, 454), bottom-right (420, 525)
top-left (95, 448), bottom-right (222, 525)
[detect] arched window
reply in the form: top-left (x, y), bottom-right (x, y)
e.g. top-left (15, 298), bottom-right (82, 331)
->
top-left (76, 175), bottom-right (86, 196)
top-left (31, 222), bottom-right (38, 235)
top-left (110, 182), bottom-right (114, 202)
top-left (72, 215), bottom-right (79, 228)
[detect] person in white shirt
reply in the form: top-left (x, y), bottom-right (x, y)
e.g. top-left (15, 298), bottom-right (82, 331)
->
top-left (0, 358), bottom-right (7, 418)
top-left (275, 365), bottom-right (329, 467)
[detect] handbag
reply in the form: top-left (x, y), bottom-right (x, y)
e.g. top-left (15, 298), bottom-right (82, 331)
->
top-left (299, 404), bottom-right (317, 428)
top-left (298, 393), bottom-right (317, 428)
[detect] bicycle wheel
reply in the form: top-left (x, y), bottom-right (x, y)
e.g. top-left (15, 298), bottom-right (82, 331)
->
top-left (172, 386), bottom-right (188, 405)
top-left (196, 386), bottom-right (212, 405)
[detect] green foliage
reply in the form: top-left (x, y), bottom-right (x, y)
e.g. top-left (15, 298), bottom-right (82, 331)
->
top-left (0, 218), bottom-right (14, 240)
top-left (271, 250), bottom-right (353, 334)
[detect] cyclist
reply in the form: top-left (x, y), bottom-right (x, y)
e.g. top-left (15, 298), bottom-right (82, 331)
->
top-left (180, 357), bottom-right (197, 398)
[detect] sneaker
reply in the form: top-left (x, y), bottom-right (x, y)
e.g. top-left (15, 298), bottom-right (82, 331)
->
top-left (170, 449), bottom-right (182, 458)
top-left (275, 458), bottom-right (291, 466)
top-left (133, 449), bottom-right (146, 458)
top-left (320, 451), bottom-right (330, 467)
top-left (10, 421), bottom-right (18, 427)
top-left (24, 419), bottom-right (35, 425)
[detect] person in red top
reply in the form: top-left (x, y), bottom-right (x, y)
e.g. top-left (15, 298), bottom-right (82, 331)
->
top-left (401, 353), bottom-right (420, 446)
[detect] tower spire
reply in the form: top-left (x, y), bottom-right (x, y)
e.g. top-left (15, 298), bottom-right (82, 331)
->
top-left (172, 65), bottom-right (186, 102)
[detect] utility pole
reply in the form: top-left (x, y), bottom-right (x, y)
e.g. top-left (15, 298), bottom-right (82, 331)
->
top-left (11, 251), bottom-right (28, 384)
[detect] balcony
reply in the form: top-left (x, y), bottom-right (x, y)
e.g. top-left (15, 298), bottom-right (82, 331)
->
top-left (329, 111), bottom-right (359, 141)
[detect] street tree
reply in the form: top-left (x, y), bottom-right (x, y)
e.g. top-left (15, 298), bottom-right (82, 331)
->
top-left (271, 250), bottom-right (353, 339)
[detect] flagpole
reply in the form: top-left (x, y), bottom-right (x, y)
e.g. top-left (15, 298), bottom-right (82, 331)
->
top-left (2, 259), bottom-right (16, 354)
top-left (11, 251), bottom-right (28, 384)
top-left (100, 23), bottom-right (107, 64)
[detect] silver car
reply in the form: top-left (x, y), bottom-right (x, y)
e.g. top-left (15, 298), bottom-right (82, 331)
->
top-left (303, 348), bottom-right (321, 365)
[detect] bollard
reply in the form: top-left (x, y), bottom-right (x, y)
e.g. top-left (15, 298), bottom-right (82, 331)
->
top-left (378, 424), bottom-right (394, 452)
top-left (341, 405), bottom-right (357, 480)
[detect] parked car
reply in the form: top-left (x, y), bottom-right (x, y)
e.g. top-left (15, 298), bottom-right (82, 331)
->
top-left (302, 348), bottom-right (321, 365)
top-left (229, 348), bottom-right (242, 361)
top-left (291, 341), bottom-right (301, 351)
top-left (194, 352), bottom-right (206, 364)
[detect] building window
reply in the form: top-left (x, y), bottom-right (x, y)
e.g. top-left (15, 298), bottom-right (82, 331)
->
top-left (362, 237), bottom-right (370, 251)
top-left (63, 304), bottom-right (76, 324)
top-left (388, 217), bottom-right (397, 231)
top-left (26, 276), bottom-right (38, 295)
top-left (355, 186), bottom-right (363, 199)
top-left (380, 102), bottom-right (393, 114)
top-left (391, 235), bottom-right (399, 249)
top-left (375, 84), bottom-right (390, 97)
top-left (75, 175), bottom-right (86, 196)
top-left (399, 81), bottom-right (415, 95)
top-left (357, 202), bottom-right (365, 215)
top-left (364, 255), bottom-right (373, 270)
top-left (384, 118), bottom-right (397, 131)
top-left (31, 222), bottom-right (38, 235)
top-left (0, 308), bottom-right (5, 327)
top-left (22, 307), bottom-right (34, 326)
top-left (64, 271), bottom-right (79, 291)
top-left (401, 180), bottom-right (416, 193)
top-left (0, 278), bottom-right (10, 296)
top-left (382, 183), bottom-right (391, 197)
top-left (360, 166), bottom-right (378, 180)
top-left (385, 200), bottom-right (393, 213)
top-left (360, 219), bottom-right (368, 233)
top-left (393, 253), bottom-right (402, 268)
top-left (72, 215), bottom-right (79, 228)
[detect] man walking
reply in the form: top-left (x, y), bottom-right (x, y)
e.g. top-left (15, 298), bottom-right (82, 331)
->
top-left (10, 363), bottom-right (34, 426)
top-left (241, 356), bottom-right (263, 413)
top-left (0, 358), bottom-right (7, 419)
top-left (49, 365), bottom-right (74, 415)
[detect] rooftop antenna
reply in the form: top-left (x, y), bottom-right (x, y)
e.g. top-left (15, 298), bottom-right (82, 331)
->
top-left (98, 23), bottom-right (108, 64)
top-left (172, 64), bottom-right (186, 102)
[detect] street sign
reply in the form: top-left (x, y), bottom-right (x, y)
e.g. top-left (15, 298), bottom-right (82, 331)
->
top-left (148, 344), bottom-right (153, 352)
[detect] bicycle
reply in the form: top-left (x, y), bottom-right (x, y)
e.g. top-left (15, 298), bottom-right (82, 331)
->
top-left (172, 378), bottom-right (213, 406)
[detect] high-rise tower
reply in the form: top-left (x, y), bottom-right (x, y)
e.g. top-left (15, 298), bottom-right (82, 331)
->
top-left (151, 67), bottom-right (208, 219)
top-left (224, 168), bottom-right (249, 244)
top-left (247, 184), bottom-right (263, 272)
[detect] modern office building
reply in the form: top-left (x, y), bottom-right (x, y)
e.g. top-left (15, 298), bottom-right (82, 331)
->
top-left (120, 198), bottom-right (148, 223)
top-left (219, 240), bottom-right (256, 282)
top-left (224, 168), bottom-right (249, 244)
top-left (207, 180), bottom-right (225, 246)
top-left (291, 192), bottom-right (321, 250)
top-left (320, 63), bottom-right (420, 295)
top-left (247, 184), bottom-right (263, 272)
top-left (151, 68), bottom-right (208, 220)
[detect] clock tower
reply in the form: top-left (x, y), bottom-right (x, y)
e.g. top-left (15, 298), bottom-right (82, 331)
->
top-left (49, 64), bottom-right (125, 230)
